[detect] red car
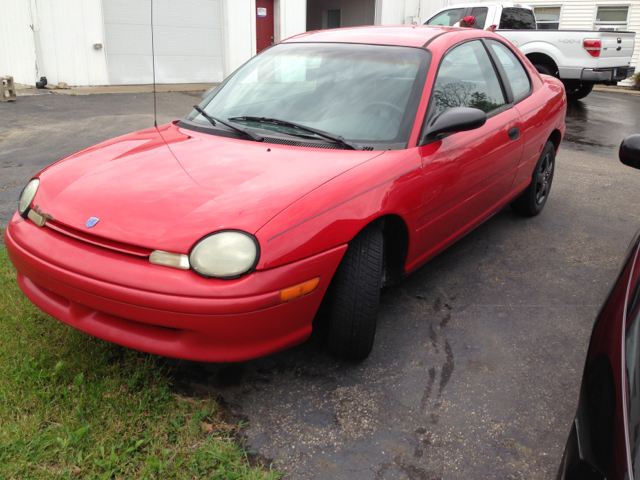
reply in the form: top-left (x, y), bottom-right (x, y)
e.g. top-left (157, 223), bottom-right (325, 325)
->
top-left (6, 26), bottom-right (566, 362)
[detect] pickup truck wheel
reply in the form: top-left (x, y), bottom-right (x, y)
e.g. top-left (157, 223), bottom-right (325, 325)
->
top-left (328, 223), bottom-right (383, 361)
top-left (534, 64), bottom-right (557, 78)
top-left (511, 141), bottom-right (555, 217)
top-left (563, 81), bottom-right (594, 101)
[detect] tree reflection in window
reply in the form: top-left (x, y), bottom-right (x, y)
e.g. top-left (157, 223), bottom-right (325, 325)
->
top-left (431, 40), bottom-right (506, 118)
top-left (433, 81), bottom-right (501, 115)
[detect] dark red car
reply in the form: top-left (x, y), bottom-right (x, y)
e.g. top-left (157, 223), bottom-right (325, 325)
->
top-left (6, 26), bottom-right (566, 362)
top-left (558, 135), bottom-right (640, 480)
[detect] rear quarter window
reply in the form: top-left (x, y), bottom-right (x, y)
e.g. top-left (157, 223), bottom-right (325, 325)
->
top-left (500, 8), bottom-right (536, 29)
top-left (427, 9), bottom-right (465, 27)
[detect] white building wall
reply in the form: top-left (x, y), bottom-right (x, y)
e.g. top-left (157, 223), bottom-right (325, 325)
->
top-left (221, 0), bottom-right (256, 77)
top-left (378, 0), bottom-right (442, 25)
top-left (276, 0), bottom-right (307, 41)
top-left (221, 0), bottom-right (306, 77)
top-left (33, 0), bottom-right (108, 86)
top-left (0, 0), bottom-right (108, 86)
top-left (0, 0), bottom-right (38, 85)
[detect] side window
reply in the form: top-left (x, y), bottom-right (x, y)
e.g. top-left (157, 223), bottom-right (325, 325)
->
top-left (432, 41), bottom-right (506, 117)
top-left (470, 7), bottom-right (488, 29)
top-left (500, 8), bottom-right (536, 29)
top-left (488, 40), bottom-right (531, 102)
top-left (426, 9), bottom-right (465, 26)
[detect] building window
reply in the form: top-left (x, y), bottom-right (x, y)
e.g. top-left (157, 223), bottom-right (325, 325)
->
top-left (594, 6), bottom-right (629, 31)
top-left (534, 6), bottom-right (561, 29)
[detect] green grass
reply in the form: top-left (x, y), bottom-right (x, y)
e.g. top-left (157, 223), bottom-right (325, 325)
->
top-left (0, 247), bottom-right (281, 479)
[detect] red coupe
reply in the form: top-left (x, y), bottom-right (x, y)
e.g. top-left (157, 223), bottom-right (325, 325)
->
top-left (6, 26), bottom-right (566, 362)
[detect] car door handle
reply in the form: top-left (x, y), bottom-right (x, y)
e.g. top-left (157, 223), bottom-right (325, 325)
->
top-left (508, 126), bottom-right (520, 140)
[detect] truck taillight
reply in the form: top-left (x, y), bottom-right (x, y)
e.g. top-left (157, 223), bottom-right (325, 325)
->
top-left (583, 39), bottom-right (602, 57)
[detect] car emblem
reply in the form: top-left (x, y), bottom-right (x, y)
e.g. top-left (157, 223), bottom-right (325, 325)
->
top-left (86, 217), bottom-right (100, 228)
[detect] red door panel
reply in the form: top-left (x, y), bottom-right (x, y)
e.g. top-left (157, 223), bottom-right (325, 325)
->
top-left (256, 0), bottom-right (274, 53)
top-left (511, 84), bottom-right (566, 192)
top-left (411, 109), bottom-right (524, 269)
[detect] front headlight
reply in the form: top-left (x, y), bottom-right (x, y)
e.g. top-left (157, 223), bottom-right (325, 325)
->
top-left (18, 179), bottom-right (39, 218)
top-left (189, 231), bottom-right (259, 279)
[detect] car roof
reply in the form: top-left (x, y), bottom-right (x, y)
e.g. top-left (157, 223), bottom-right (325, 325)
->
top-left (282, 25), bottom-right (453, 48)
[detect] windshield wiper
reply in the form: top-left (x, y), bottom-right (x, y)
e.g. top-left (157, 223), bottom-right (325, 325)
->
top-left (193, 105), bottom-right (217, 126)
top-left (228, 116), bottom-right (363, 150)
top-left (193, 106), bottom-right (264, 142)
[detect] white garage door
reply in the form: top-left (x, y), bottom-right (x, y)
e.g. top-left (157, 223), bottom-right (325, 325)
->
top-left (103, 0), bottom-right (223, 85)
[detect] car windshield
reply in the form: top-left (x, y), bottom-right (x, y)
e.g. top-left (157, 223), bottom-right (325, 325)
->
top-left (184, 42), bottom-right (431, 149)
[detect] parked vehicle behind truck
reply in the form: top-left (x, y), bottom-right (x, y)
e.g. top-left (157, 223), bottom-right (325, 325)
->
top-left (425, 2), bottom-right (636, 101)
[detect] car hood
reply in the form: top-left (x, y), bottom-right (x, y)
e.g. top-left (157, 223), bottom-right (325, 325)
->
top-left (34, 123), bottom-right (382, 253)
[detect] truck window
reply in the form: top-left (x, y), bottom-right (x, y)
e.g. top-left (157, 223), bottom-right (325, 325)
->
top-left (431, 40), bottom-right (506, 116)
top-left (500, 8), bottom-right (536, 29)
top-left (487, 40), bottom-right (531, 102)
top-left (426, 9), bottom-right (465, 27)
top-left (470, 7), bottom-right (488, 29)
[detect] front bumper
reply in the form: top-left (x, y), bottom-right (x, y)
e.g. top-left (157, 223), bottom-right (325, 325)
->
top-left (6, 213), bottom-right (346, 362)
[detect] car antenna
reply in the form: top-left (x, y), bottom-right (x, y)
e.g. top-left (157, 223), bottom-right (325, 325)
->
top-left (151, 0), bottom-right (157, 127)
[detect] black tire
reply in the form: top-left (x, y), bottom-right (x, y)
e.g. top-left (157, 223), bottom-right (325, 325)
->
top-left (563, 81), bottom-right (594, 101)
top-left (511, 141), bottom-right (556, 217)
top-left (534, 64), bottom-right (557, 77)
top-left (328, 223), bottom-right (384, 361)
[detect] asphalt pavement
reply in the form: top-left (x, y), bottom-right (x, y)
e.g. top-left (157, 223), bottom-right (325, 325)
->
top-left (1, 91), bottom-right (640, 479)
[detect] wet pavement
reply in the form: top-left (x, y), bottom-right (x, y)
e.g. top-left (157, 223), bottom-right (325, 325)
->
top-left (564, 91), bottom-right (640, 158)
top-left (2, 91), bottom-right (640, 478)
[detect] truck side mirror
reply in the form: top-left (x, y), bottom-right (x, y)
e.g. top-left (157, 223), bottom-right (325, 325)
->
top-left (620, 135), bottom-right (640, 169)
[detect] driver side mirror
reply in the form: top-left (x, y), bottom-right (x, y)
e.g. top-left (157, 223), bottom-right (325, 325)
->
top-left (620, 135), bottom-right (640, 170)
top-left (201, 85), bottom-right (217, 100)
top-left (420, 107), bottom-right (487, 146)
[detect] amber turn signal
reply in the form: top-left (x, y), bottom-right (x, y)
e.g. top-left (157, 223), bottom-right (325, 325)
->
top-left (279, 277), bottom-right (320, 303)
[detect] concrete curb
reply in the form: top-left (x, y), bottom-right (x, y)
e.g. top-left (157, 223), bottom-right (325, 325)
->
top-left (16, 83), bottom-right (218, 96)
top-left (593, 85), bottom-right (640, 96)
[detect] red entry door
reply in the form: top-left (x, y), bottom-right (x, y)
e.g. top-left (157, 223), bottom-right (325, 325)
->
top-left (256, 0), bottom-right (275, 53)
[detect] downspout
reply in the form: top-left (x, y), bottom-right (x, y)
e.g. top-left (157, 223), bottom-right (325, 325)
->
top-left (29, 0), bottom-right (46, 87)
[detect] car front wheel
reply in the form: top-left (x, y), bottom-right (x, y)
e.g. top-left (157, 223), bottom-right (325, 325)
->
top-left (511, 141), bottom-right (556, 217)
top-left (328, 223), bottom-right (384, 361)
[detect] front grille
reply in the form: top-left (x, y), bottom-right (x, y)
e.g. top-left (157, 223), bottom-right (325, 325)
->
top-left (177, 121), bottom-right (374, 151)
top-left (45, 220), bottom-right (152, 258)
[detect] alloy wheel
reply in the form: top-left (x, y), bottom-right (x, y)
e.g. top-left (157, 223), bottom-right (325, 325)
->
top-left (535, 152), bottom-right (553, 204)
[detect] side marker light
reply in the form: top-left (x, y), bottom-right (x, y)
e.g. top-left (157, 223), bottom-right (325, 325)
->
top-left (279, 277), bottom-right (321, 303)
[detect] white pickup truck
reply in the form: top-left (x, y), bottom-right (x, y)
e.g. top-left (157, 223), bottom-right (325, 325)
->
top-left (425, 2), bottom-right (636, 100)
